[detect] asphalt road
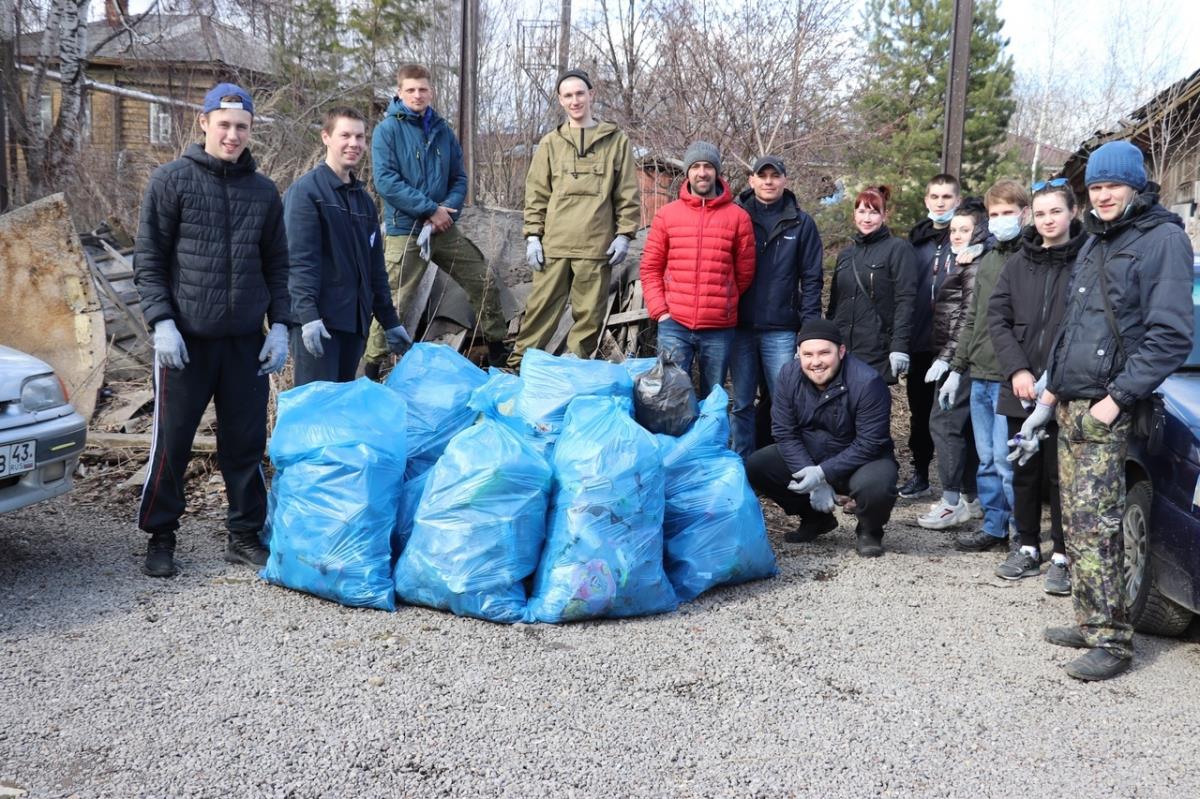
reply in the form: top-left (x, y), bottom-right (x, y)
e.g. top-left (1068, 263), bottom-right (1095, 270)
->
top-left (2, 489), bottom-right (1198, 798)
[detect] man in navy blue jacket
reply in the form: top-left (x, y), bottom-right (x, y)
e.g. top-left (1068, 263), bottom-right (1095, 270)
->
top-left (746, 319), bottom-right (898, 557)
top-left (284, 107), bottom-right (411, 385)
top-left (731, 155), bottom-right (824, 458)
top-left (366, 63), bottom-right (507, 374)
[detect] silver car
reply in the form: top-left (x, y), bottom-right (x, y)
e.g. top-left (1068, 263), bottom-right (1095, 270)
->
top-left (0, 345), bottom-right (87, 513)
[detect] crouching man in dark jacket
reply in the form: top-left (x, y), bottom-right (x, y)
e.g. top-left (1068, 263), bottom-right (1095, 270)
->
top-left (746, 319), bottom-right (899, 557)
top-left (134, 83), bottom-right (292, 577)
top-left (284, 107), bottom-right (411, 384)
top-left (1014, 141), bottom-right (1194, 681)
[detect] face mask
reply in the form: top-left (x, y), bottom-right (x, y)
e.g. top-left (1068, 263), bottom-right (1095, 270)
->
top-left (989, 216), bottom-right (1022, 242)
top-left (928, 209), bottom-right (955, 225)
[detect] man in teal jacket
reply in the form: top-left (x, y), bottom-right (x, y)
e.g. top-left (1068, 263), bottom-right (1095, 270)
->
top-left (366, 63), bottom-right (507, 374)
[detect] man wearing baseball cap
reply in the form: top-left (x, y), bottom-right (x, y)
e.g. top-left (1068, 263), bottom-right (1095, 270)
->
top-left (1012, 139), bottom-right (1194, 680)
top-left (508, 68), bottom-right (641, 369)
top-left (134, 82), bottom-right (292, 577)
top-left (745, 319), bottom-right (898, 557)
top-left (730, 155), bottom-right (824, 458)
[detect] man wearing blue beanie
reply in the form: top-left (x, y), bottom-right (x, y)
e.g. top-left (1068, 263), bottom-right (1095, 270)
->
top-left (1009, 140), bottom-right (1194, 680)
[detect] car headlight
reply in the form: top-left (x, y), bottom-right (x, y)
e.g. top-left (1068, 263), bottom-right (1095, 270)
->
top-left (21, 374), bottom-right (68, 412)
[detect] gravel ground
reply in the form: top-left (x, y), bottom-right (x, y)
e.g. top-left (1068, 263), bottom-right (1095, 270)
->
top-left (3, 486), bottom-right (1200, 799)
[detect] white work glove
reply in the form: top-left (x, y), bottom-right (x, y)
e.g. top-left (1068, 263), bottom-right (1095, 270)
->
top-left (606, 234), bottom-right (631, 266)
top-left (257, 323), bottom-right (289, 375)
top-left (1021, 371), bottom-right (1049, 411)
top-left (924, 358), bottom-right (950, 384)
top-left (385, 325), bottom-right (413, 357)
top-left (787, 465), bottom-right (826, 495)
top-left (417, 223), bottom-right (433, 262)
top-left (889, 351), bottom-right (909, 377)
top-left (301, 319), bottom-right (331, 358)
top-left (153, 319), bottom-right (189, 370)
top-left (526, 236), bottom-right (544, 271)
top-left (809, 482), bottom-right (837, 514)
top-left (1007, 400), bottom-right (1055, 467)
top-left (938, 371), bottom-right (961, 411)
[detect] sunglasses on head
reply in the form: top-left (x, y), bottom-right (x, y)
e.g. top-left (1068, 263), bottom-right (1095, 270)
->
top-left (1032, 177), bottom-right (1069, 192)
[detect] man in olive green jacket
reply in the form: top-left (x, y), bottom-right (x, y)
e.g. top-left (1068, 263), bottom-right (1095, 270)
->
top-left (507, 69), bottom-right (641, 369)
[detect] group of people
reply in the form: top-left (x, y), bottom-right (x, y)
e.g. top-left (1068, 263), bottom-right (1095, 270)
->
top-left (132, 66), bottom-right (1193, 682)
top-left (733, 146), bottom-right (1193, 682)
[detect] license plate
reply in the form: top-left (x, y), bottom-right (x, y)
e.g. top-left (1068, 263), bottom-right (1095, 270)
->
top-left (0, 440), bottom-right (36, 478)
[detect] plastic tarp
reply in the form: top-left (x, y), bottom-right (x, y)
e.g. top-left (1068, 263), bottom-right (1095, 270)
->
top-left (393, 418), bottom-right (553, 623)
top-left (384, 343), bottom-right (487, 477)
top-left (262, 379), bottom-right (407, 610)
top-left (526, 395), bottom-right (678, 622)
top-left (658, 386), bottom-right (777, 601)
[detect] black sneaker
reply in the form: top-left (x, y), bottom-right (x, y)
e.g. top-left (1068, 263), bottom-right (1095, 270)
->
top-left (995, 548), bottom-right (1041, 580)
top-left (1065, 648), bottom-right (1132, 681)
top-left (225, 530), bottom-right (269, 568)
top-left (898, 474), bottom-right (932, 499)
top-left (142, 531), bottom-right (177, 578)
top-left (784, 514), bottom-right (838, 543)
top-left (855, 529), bottom-right (885, 558)
top-left (954, 530), bottom-right (1009, 552)
top-left (1044, 561), bottom-right (1071, 596)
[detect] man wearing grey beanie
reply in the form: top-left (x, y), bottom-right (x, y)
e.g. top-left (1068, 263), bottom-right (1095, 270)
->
top-left (639, 140), bottom-right (756, 397)
top-left (1012, 139), bottom-right (1194, 681)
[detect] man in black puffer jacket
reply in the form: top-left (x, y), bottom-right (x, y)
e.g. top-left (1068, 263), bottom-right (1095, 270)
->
top-left (134, 83), bottom-right (292, 579)
top-left (747, 320), bottom-right (898, 557)
top-left (1015, 141), bottom-right (1194, 681)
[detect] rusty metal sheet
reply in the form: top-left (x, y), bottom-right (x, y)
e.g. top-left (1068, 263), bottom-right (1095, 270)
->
top-left (0, 193), bottom-right (107, 420)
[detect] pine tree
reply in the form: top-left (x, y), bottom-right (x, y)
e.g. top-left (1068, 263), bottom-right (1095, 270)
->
top-left (851, 0), bottom-right (1019, 230)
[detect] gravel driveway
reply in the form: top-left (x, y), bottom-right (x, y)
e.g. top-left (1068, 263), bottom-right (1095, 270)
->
top-left (2, 490), bottom-right (1198, 798)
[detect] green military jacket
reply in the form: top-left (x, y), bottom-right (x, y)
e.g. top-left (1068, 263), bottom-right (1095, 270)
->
top-left (523, 121), bottom-right (641, 260)
top-left (952, 239), bottom-right (1020, 381)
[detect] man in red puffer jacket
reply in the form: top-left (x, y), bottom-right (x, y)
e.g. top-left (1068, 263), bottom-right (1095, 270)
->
top-left (641, 141), bottom-right (756, 397)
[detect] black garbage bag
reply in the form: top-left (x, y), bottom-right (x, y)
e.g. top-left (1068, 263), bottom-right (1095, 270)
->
top-left (634, 353), bottom-right (698, 436)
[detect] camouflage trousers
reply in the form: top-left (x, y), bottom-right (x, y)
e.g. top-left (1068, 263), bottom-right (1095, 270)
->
top-left (1057, 400), bottom-right (1133, 659)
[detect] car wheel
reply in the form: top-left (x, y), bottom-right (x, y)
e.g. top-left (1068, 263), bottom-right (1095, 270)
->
top-left (1123, 480), bottom-right (1194, 637)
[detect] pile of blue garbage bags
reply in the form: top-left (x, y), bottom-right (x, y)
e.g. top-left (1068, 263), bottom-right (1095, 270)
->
top-left (261, 344), bottom-right (777, 623)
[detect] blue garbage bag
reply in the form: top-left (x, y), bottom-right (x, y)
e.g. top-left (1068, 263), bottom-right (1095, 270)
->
top-left (392, 469), bottom-right (430, 561)
top-left (393, 418), bottom-right (553, 623)
top-left (384, 343), bottom-right (487, 477)
top-left (263, 379), bottom-right (407, 610)
top-left (622, 357), bottom-right (658, 378)
top-left (526, 395), bottom-right (678, 622)
top-left (515, 349), bottom-right (633, 444)
top-left (658, 386), bottom-right (777, 601)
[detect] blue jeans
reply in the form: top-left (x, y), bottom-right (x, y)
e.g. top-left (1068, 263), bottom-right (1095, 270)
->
top-left (970, 379), bottom-right (1013, 537)
top-left (730, 329), bottom-right (796, 458)
top-left (656, 318), bottom-right (734, 400)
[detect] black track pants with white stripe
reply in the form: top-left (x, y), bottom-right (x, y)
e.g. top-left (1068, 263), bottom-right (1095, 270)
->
top-left (138, 332), bottom-right (268, 537)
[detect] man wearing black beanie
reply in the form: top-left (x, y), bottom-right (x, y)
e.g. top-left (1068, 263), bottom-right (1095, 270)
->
top-left (746, 319), bottom-right (899, 556)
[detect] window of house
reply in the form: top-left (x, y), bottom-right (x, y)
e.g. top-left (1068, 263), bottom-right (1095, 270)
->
top-left (39, 94), bottom-right (53, 134)
top-left (149, 102), bottom-right (172, 145)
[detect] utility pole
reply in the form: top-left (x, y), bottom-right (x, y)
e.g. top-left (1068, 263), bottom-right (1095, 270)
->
top-left (457, 0), bottom-right (479, 204)
top-left (941, 0), bottom-right (973, 179)
top-left (557, 0), bottom-right (572, 75)
top-left (0, 0), bottom-right (14, 211)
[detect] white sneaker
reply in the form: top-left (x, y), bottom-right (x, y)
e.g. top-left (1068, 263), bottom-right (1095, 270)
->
top-left (917, 498), bottom-right (970, 530)
top-left (966, 498), bottom-right (983, 520)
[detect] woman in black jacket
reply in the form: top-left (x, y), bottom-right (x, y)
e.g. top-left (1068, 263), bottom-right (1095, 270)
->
top-left (987, 179), bottom-right (1086, 593)
top-left (827, 185), bottom-right (918, 383)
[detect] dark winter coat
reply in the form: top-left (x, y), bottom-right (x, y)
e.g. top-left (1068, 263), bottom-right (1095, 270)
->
top-left (770, 352), bottom-right (894, 483)
top-left (734, 188), bottom-right (824, 329)
top-left (1047, 186), bottom-right (1195, 408)
top-left (135, 144), bottom-right (291, 338)
top-left (826, 226), bottom-right (918, 383)
top-left (988, 220), bottom-right (1085, 418)
top-left (283, 163), bottom-right (402, 337)
top-left (927, 224), bottom-right (991, 363)
top-left (371, 98), bottom-right (468, 236)
top-left (907, 219), bottom-right (951, 354)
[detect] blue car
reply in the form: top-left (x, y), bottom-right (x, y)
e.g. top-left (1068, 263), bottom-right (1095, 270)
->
top-left (1123, 261), bottom-right (1200, 636)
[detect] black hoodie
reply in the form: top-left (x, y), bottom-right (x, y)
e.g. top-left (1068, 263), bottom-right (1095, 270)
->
top-left (1045, 185), bottom-right (1195, 408)
top-left (987, 219), bottom-right (1086, 418)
